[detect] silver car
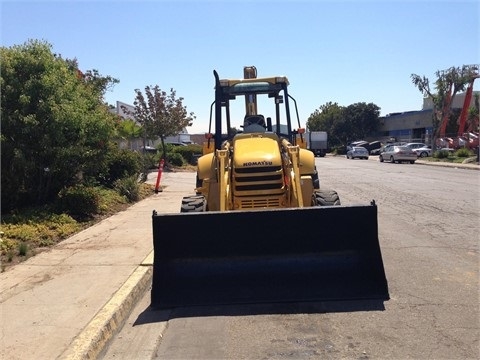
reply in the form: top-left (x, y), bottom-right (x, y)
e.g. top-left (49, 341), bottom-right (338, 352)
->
top-left (379, 145), bottom-right (417, 164)
top-left (346, 146), bottom-right (369, 160)
top-left (405, 142), bottom-right (427, 151)
top-left (413, 146), bottom-right (432, 158)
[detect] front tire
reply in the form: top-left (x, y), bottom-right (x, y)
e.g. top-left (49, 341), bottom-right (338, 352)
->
top-left (180, 195), bottom-right (206, 213)
top-left (314, 189), bottom-right (341, 206)
top-left (311, 169), bottom-right (320, 190)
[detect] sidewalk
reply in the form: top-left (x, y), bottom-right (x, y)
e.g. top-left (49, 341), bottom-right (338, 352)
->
top-left (0, 171), bottom-right (196, 360)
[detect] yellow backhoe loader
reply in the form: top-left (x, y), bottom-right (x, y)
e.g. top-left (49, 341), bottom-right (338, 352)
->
top-left (151, 67), bottom-right (389, 309)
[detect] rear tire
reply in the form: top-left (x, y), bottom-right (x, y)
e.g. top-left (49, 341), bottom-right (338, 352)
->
top-left (314, 189), bottom-right (341, 206)
top-left (181, 195), bottom-right (206, 213)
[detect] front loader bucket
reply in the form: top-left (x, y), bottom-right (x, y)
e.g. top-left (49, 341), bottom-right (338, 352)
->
top-left (151, 204), bottom-right (389, 309)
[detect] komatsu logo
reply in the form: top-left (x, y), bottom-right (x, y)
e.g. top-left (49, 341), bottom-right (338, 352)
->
top-left (243, 161), bottom-right (273, 166)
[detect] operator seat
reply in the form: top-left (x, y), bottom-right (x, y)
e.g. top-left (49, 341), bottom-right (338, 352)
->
top-left (243, 114), bottom-right (266, 133)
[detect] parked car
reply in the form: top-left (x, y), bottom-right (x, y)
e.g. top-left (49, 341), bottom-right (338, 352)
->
top-left (346, 146), bottom-right (369, 160)
top-left (370, 145), bottom-right (385, 156)
top-left (413, 146), bottom-right (432, 158)
top-left (366, 141), bottom-right (382, 154)
top-left (405, 142), bottom-right (428, 151)
top-left (437, 147), bottom-right (455, 153)
top-left (165, 142), bottom-right (188, 147)
top-left (379, 145), bottom-right (417, 164)
top-left (346, 140), bottom-right (369, 151)
top-left (139, 145), bottom-right (157, 153)
top-left (371, 142), bottom-right (403, 156)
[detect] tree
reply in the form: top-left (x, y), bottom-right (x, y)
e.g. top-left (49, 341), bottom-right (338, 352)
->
top-left (124, 85), bottom-right (195, 164)
top-left (342, 102), bottom-right (381, 143)
top-left (307, 102), bottom-right (343, 131)
top-left (411, 64), bottom-right (479, 148)
top-left (1, 39), bottom-right (119, 210)
top-left (307, 102), bottom-right (380, 147)
top-left (307, 102), bottom-right (344, 147)
top-left (115, 118), bottom-right (143, 149)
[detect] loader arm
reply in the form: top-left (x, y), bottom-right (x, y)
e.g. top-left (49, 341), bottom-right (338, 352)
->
top-left (283, 139), bottom-right (304, 207)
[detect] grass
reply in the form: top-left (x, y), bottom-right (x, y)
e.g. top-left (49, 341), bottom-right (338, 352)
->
top-left (0, 182), bottom-right (156, 272)
top-left (427, 148), bottom-right (478, 164)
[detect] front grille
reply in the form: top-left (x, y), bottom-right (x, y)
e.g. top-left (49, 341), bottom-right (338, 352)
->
top-left (233, 166), bottom-right (284, 195)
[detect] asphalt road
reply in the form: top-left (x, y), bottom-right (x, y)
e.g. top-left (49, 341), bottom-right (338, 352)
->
top-left (101, 156), bottom-right (479, 360)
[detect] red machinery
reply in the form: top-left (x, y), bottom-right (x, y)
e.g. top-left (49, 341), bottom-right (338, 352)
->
top-left (436, 70), bottom-right (479, 149)
top-left (456, 75), bottom-right (479, 149)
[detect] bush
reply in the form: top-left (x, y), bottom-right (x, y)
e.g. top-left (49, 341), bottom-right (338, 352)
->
top-left (114, 175), bottom-right (141, 202)
top-left (434, 150), bottom-right (451, 159)
top-left (171, 144), bottom-right (203, 165)
top-left (101, 149), bottom-right (142, 187)
top-left (167, 152), bottom-right (185, 167)
top-left (136, 152), bottom-right (160, 172)
top-left (455, 148), bottom-right (472, 158)
top-left (56, 185), bottom-right (101, 219)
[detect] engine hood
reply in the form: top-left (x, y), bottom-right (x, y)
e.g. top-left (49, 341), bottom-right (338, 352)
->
top-left (233, 136), bottom-right (282, 168)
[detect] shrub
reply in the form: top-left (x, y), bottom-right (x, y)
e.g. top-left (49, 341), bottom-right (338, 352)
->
top-left (18, 242), bottom-right (28, 257)
top-left (167, 152), bottom-right (185, 167)
top-left (114, 175), bottom-right (140, 202)
top-left (434, 150), bottom-right (451, 159)
top-left (56, 185), bottom-right (101, 219)
top-left (101, 149), bottom-right (142, 187)
top-left (455, 148), bottom-right (472, 158)
top-left (171, 144), bottom-right (203, 165)
top-left (136, 152), bottom-right (160, 172)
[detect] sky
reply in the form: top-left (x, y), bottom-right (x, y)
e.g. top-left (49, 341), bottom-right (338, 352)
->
top-left (1, 0), bottom-right (479, 134)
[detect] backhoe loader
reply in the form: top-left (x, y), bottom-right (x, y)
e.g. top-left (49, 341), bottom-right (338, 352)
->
top-left (151, 66), bottom-right (389, 309)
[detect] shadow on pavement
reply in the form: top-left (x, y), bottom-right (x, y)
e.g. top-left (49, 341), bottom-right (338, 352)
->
top-left (133, 299), bottom-right (386, 324)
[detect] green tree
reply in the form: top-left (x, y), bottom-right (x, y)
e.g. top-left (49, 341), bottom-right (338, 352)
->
top-left (115, 118), bottom-right (143, 149)
top-left (307, 102), bottom-right (342, 131)
top-left (342, 102), bottom-right (381, 143)
top-left (411, 64), bottom-right (479, 148)
top-left (1, 39), bottom-right (119, 210)
top-left (307, 102), bottom-right (380, 147)
top-left (125, 85), bottom-right (195, 163)
top-left (307, 102), bottom-right (344, 147)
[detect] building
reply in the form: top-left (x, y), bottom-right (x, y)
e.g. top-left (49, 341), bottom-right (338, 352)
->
top-left (377, 91), bottom-right (479, 144)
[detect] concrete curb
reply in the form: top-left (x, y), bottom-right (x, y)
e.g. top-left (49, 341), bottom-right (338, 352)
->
top-left (60, 252), bottom-right (154, 360)
top-left (415, 159), bottom-right (479, 170)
